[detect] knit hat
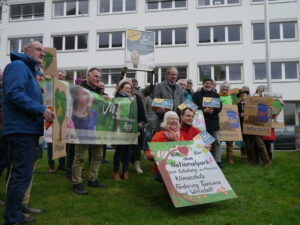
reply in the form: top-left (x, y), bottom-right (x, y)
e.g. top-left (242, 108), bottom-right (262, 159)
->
top-left (202, 77), bottom-right (214, 84)
top-left (237, 89), bottom-right (249, 97)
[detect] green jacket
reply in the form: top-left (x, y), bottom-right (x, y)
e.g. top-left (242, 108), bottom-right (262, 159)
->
top-left (220, 95), bottom-right (233, 105)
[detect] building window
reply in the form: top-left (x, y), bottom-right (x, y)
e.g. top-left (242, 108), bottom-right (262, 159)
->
top-left (198, 25), bottom-right (241, 44)
top-left (99, 0), bottom-right (136, 14)
top-left (52, 34), bottom-right (88, 51)
top-left (199, 64), bottom-right (243, 83)
top-left (9, 36), bottom-right (43, 53)
top-left (251, 0), bottom-right (296, 4)
top-left (197, 0), bottom-right (239, 7)
top-left (97, 31), bottom-right (125, 49)
top-left (254, 62), bottom-right (299, 81)
top-left (146, 66), bottom-right (187, 84)
top-left (53, 0), bottom-right (88, 17)
top-left (146, 0), bottom-right (187, 11)
top-left (10, 3), bottom-right (44, 21)
top-left (66, 69), bottom-right (87, 83)
top-left (252, 21), bottom-right (297, 41)
top-left (147, 28), bottom-right (187, 46)
top-left (102, 68), bottom-right (136, 85)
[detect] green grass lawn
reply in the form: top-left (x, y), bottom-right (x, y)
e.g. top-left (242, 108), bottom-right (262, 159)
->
top-left (0, 150), bottom-right (299, 225)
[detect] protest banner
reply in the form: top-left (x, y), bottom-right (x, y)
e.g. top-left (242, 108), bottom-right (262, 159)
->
top-left (243, 97), bottom-right (273, 136)
top-left (52, 78), bottom-right (67, 159)
top-left (178, 100), bottom-right (198, 111)
top-left (219, 105), bottom-right (243, 141)
top-left (43, 48), bottom-right (57, 76)
top-left (148, 140), bottom-right (237, 208)
top-left (41, 80), bottom-right (138, 145)
top-left (192, 110), bottom-right (206, 131)
top-left (152, 98), bottom-right (173, 112)
top-left (125, 29), bottom-right (155, 71)
top-left (203, 97), bottom-right (220, 108)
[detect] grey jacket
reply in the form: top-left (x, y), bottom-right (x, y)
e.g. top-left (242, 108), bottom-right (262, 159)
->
top-left (153, 80), bottom-right (184, 111)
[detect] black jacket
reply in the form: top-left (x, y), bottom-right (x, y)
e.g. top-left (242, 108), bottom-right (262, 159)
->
top-left (192, 88), bottom-right (222, 132)
top-left (80, 80), bottom-right (104, 95)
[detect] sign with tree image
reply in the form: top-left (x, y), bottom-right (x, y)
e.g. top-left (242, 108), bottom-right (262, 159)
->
top-left (148, 140), bottom-right (237, 208)
top-left (43, 48), bottom-right (57, 77)
top-left (52, 78), bottom-right (67, 159)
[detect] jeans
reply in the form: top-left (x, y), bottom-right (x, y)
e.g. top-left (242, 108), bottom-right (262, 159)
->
top-left (47, 143), bottom-right (65, 167)
top-left (208, 130), bottom-right (222, 163)
top-left (66, 144), bottom-right (75, 179)
top-left (143, 130), bottom-right (155, 153)
top-left (4, 134), bottom-right (38, 225)
top-left (113, 145), bottom-right (132, 172)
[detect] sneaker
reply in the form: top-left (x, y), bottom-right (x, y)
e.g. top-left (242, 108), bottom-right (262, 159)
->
top-left (88, 180), bottom-right (107, 188)
top-left (121, 172), bottom-right (129, 180)
top-left (134, 161), bottom-right (143, 174)
top-left (48, 165), bottom-right (56, 174)
top-left (22, 204), bottom-right (42, 214)
top-left (73, 183), bottom-right (89, 195)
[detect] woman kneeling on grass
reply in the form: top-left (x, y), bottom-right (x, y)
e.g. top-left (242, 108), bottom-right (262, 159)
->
top-left (146, 111), bottom-right (185, 182)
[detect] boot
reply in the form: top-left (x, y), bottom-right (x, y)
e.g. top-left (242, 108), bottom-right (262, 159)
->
top-left (122, 172), bottom-right (129, 180)
top-left (134, 161), bottom-right (143, 174)
top-left (112, 172), bottom-right (121, 181)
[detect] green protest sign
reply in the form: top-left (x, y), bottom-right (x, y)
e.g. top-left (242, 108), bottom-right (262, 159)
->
top-left (41, 80), bottom-right (138, 145)
top-left (148, 140), bottom-right (237, 208)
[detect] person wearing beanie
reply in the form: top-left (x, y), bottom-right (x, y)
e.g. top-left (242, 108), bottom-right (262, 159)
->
top-left (192, 79), bottom-right (223, 168)
top-left (219, 81), bottom-right (234, 164)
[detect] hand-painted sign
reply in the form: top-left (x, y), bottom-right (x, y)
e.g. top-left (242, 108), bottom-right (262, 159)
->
top-left (178, 100), bottom-right (198, 111)
top-left (203, 97), bottom-right (221, 108)
top-left (148, 140), bottom-right (237, 208)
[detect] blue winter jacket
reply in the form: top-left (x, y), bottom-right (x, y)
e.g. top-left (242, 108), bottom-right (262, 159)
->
top-left (3, 52), bottom-right (46, 135)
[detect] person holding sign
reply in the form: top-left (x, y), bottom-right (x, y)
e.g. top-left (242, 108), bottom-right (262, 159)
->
top-left (147, 111), bottom-right (185, 182)
top-left (219, 81), bottom-right (235, 164)
top-left (192, 78), bottom-right (223, 168)
top-left (153, 66), bottom-right (184, 131)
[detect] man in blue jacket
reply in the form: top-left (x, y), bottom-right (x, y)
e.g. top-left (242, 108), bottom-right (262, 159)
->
top-left (3, 41), bottom-right (55, 225)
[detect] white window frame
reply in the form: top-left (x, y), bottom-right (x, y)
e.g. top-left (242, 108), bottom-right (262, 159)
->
top-left (198, 24), bottom-right (242, 45)
top-left (52, 33), bottom-right (88, 52)
top-left (146, 0), bottom-right (187, 11)
top-left (98, 0), bottom-right (137, 15)
top-left (250, 0), bottom-right (296, 5)
top-left (64, 68), bottom-right (88, 84)
top-left (8, 36), bottom-right (43, 54)
top-left (198, 63), bottom-right (243, 84)
top-left (146, 65), bottom-right (188, 84)
top-left (147, 27), bottom-right (188, 47)
top-left (97, 31), bottom-right (125, 50)
top-left (101, 67), bottom-right (136, 86)
top-left (253, 61), bottom-right (299, 82)
top-left (9, 3), bottom-right (44, 21)
top-left (197, 0), bottom-right (240, 8)
top-left (252, 21), bottom-right (298, 42)
top-left (52, 0), bottom-right (89, 18)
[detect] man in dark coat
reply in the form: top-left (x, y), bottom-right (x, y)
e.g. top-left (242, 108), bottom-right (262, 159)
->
top-left (192, 78), bottom-right (223, 168)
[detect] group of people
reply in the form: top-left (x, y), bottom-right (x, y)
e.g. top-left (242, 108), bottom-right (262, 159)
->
top-left (0, 41), bottom-right (278, 225)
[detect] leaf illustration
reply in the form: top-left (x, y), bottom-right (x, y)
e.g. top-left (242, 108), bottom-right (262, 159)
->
top-left (44, 52), bottom-right (53, 71)
top-left (55, 88), bottom-right (67, 126)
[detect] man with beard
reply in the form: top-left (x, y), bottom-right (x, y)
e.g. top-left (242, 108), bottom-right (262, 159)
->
top-left (192, 78), bottom-right (223, 168)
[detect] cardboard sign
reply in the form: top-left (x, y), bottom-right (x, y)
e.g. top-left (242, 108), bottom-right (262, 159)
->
top-left (203, 97), bottom-right (220, 108)
top-left (262, 93), bottom-right (284, 129)
top-left (219, 105), bottom-right (243, 141)
top-left (192, 110), bottom-right (206, 131)
top-left (125, 29), bottom-right (155, 71)
top-left (193, 131), bottom-right (215, 145)
top-left (43, 48), bottom-right (57, 77)
top-left (52, 78), bottom-right (67, 159)
top-left (178, 100), bottom-right (198, 111)
top-left (152, 98), bottom-right (173, 111)
top-left (243, 97), bottom-right (273, 136)
top-left (148, 140), bottom-right (237, 208)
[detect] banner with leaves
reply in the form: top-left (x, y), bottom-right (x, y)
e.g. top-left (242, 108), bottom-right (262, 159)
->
top-left (42, 80), bottom-right (138, 145)
top-left (148, 140), bottom-right (237, 208)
